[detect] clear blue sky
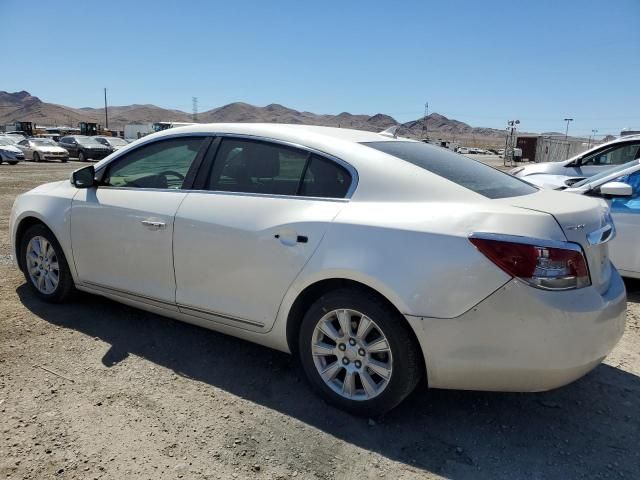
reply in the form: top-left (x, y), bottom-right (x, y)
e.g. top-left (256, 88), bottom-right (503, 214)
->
top-left (2, 0), bottom-right (638, 135)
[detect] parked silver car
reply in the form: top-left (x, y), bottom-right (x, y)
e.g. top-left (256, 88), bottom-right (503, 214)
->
top-left (94, 136), bottom-right (129, 152)
top-left (511, 135), bottom-right (640, 180)
top-left (16, 138), bottom-right (69, 162)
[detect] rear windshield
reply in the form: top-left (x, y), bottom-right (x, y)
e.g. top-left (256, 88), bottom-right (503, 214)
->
top-left (362, 141), bottom-right (538, 199)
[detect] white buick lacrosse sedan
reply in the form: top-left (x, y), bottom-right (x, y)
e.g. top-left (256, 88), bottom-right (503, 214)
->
top-left (10, 124), bottom-right (626, 415)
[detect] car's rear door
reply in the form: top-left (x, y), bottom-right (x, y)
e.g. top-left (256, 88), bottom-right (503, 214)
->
top-left (173, 136), bottom-right (354, 331)
top-left (71, 135), bottom-right (211, 304)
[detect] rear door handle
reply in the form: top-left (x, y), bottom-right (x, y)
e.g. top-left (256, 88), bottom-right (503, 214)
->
top-left (274, 232), bottom-right (308, 246)
top-left (141, 219), bottom-right (166, 230)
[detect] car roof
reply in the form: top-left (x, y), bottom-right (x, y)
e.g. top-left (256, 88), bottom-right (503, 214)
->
top-left (153, 123), bottom-right (408, 144)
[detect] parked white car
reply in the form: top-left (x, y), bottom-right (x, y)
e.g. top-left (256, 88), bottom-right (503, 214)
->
top-left (0, 137), bottom-right (25, 164)
top-left (526, 160), bottom-right (640, 279)
top-left (511, 134), bottom-right (640, 179)
top-left (10, 124), bottom-right (626, 415)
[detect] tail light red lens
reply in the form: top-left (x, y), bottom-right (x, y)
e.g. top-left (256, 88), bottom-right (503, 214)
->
top-left (470, 235), bottom-right (591, 290)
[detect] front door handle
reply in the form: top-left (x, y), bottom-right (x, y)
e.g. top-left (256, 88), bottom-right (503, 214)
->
top-left (141, 219), bottom-right (166, 231)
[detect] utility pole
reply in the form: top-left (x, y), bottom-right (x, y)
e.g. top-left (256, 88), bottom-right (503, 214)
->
top-left (104, 88), bottom-right (109, 130)
top-left (503, 119), bottom-right (520, 167)
top-left (563, 118), bottom-right (573, 159)
top-left (588, 129), bottom-right (598, 149)
top-left (421, 101), bottom-right (429, 141)
top-left (192, 97), bottom-right (198, 122)
top-left (563, 118), bottom-right (573, 139)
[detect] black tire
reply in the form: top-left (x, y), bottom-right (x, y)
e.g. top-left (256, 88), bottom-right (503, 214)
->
top-left (8, 161), bottom-right (18, 165)
top-left (61, 158), bottom-right (68, 163)
top-left (78, 151), bottom-right (86, 162)
top-left (298, 289), bottom-right (423, 416)
top-left (19, 223), bottom-right (75, 303)
top-left (33, 152), bottom-right (40, 162)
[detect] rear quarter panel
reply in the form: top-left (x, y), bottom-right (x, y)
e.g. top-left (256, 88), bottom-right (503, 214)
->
top-left (282, 200), bottom-right (568, 319)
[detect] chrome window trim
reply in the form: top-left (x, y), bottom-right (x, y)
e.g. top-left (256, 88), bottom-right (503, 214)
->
top-left (94, 132), bottom-right (215, 176)
top-left (468, 232), bottom-right (584, 253)
top-left (95, 131), bottom-right (359, 200)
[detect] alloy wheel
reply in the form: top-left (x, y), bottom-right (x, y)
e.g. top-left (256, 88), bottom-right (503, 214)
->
top-left (311, 309), bottom-right (393, 401)
top-left (25, 236), bottom-right (60, 294)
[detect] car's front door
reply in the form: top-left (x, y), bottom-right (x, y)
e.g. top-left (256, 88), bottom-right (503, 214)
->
top-left (71, 136), bottom-right (210, 303)
top-left (607, 170), bottom-right (640, 277)
top-left (173, 137), bottom-right (354, 331)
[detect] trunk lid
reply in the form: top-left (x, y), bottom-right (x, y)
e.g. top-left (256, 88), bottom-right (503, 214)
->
top-left (497, 190), bottom-right (614, 293)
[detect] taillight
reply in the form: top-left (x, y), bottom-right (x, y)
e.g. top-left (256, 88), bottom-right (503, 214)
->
top-left (469, 234), bottom-right (590, 290)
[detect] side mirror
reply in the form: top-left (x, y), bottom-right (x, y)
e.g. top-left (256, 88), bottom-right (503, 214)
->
top-left (71, 165), bottom-right (96, 189)
top-left (599, 181), bottom-right (632, 197)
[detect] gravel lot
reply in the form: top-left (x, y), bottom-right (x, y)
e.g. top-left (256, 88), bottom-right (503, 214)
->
top-left (1, 161), bottom-right (639, 480)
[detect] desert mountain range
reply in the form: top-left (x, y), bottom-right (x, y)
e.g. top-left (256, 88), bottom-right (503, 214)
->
top-left (1, 90), bottom-right (524, 146)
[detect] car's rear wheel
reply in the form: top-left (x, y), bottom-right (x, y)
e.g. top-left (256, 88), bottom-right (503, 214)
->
top-left (33, 152), bottom-right (40, 162)
top-left (20, 224), bottom-right (74, 303)
top-left (298, 289), bottom-right (422, 416)
top-left (78, 151), bottom-right (86, 162)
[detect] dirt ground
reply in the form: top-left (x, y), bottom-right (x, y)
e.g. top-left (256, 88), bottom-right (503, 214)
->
top-left (1, 161), bottom-right (639, 480)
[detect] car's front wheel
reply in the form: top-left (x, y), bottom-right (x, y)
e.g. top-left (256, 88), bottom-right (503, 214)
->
top-left (20, 224), bottom-right (75, 303)
top-left (33, 152), bottom-right (40, 162)
top-left (8, 161), bottom-right (18, 165)
top-left (298, 289), bottom-right (423, 416)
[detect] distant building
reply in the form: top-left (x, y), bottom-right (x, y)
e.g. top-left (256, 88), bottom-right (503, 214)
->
top-left (124, 123), bottom-right (154, 140)
top-left (516, 135), bottom-right (591, 163)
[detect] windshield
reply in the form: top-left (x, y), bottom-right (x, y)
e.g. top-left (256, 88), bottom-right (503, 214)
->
top-left (77, 137), bottom-right (103, 146)
top-left (0, 138), bottom-right (15, 146)
top-left (107, 137), bottom-right (128, 146)
top-left (572, 159), bottom-right (640, 188)
top-left (32, 139), bottom-right (56, 146)
top-left (362, 141), bottom-right (538, 199)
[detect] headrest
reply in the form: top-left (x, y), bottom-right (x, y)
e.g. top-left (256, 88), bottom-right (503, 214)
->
top-left (245, 143), bottom-right (280, 178)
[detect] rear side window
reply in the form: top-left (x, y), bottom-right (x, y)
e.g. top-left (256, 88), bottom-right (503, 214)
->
top-left (362, 141), bottom-right (537, 199)
top-left (206, 139), bottom-right (352, 198)
top-left (300, 155), bottom-right (351, 198)
top-left (207, 139), bottom-right (308, 195)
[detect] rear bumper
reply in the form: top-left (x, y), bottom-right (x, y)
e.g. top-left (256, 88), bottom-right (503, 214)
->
top-left (407, 269), bottom-right (626, 391)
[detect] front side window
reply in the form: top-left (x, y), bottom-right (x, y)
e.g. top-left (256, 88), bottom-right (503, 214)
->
top-left (581, 142), bottom-right (640, 166)
top-left (363, 141), bottom-right (537, 199)
top-left (103, 137), bottom-right (205, 189)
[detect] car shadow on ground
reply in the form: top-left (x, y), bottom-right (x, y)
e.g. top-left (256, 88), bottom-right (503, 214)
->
top-left (16, 283), bottom-right (640, 479)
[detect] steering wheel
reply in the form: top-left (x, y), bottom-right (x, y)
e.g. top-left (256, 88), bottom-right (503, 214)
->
top-left (158, 170), bottom-right (185, 181)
